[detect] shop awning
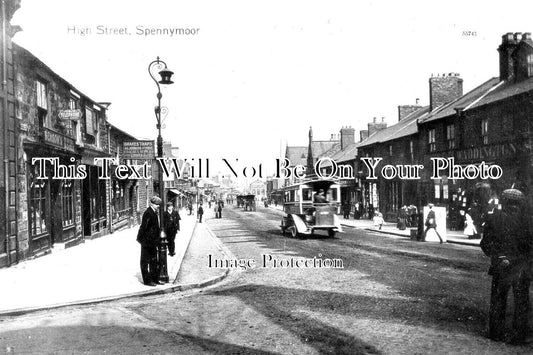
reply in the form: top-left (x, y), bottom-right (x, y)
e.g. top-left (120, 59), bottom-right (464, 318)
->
top-left (169, 189), bottom-right (183, 196)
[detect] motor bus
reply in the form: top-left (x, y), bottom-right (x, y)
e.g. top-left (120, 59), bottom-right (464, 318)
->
top-left (280, 179), bottom-right (342, 238)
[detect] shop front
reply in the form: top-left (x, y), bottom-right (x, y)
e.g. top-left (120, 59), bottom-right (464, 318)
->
top-left (427, 141), bottom-right (529, 232)
top-left (24, 132), bottom-right (83, 255)
top-left (81, 153), bottom-right (109, 239)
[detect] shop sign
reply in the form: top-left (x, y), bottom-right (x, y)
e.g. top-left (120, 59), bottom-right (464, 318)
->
top-left (58, 109), bottom-right (82, 120)
top-left (122, 140), bottom-right (155, 160)
top-left (43, 128), bottom-right (76, 153)
top-left (455, 142), bottom-right (518, 162)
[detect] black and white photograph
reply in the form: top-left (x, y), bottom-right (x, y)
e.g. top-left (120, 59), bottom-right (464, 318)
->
top-left (1, 0), bottom-right (533, 353)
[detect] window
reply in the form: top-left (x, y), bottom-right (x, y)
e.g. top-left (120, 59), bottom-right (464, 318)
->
top-left (85, 106), bottom-right (97, 136)
top-left (36, 79), bottom-right (50, 128)
top-left (70, 97), bottom-right (82, 144)
top-left (481, 118), bottom-right (489, 145)
top-left (29, 173), bottom-right (48, 236)
top-left (528, 54), bottom-right (533, 77)
top-left (409, 140), bottom-right (414, 160)
top-left (36, 80), bottom-right (47, 109)
top-left (328, 188), bottom-right (338, 202)
top-left (428, 128), bottom-right (436, 152)
top-left (302, 188), bottom-right (312, 201)
top-left (389, 145), bottom-right (393, 156)
top-left (446, 124), bottom-right (456, 149)
top-left (62, 180), bottom-right (74, 227)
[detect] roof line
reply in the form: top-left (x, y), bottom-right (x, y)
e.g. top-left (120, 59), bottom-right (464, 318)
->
top-left (464, 80), bottom-right (505, 111)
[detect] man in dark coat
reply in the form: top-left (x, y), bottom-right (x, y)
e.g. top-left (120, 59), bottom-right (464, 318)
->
top-left (197, 203), bottom-right (204, 223)
top-left (163, 201), bottom-right (180, 257)
top-left (137, 196), bottom-right (163, 286)
top-left (216, 202), bottom-right (222, 218)
top-left (342, 202), bottom-right (351, 219)
top-left (424, 203), bottom-right (443, 243)
top-left (480, 188), bottom-right (532, 344)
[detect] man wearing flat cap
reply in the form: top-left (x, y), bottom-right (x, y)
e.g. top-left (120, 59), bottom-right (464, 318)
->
top-left (137, 195), bottom-right (163, 286)
top-left (481, 188), bottom-right (532, 344)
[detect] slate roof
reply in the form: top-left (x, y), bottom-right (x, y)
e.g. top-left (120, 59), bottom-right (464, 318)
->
top-left (313, 140), bottom-right (341, 159)
top-left (285, 140), bottom-right (341, 167)
top-left (467, 76), bottom-right (533, 110)
top-left (419, 77), bottom-right (501, 124)
top-left (285, 146), bottom-right (307, 166)
top-left (319, 142), bottom-right (359, 165)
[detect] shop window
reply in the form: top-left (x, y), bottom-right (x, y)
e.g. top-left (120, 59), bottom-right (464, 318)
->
top-left (528, 54), bottom-right (533, 77)
top-left (99, 179), bottom-right (107, 219)
top-left (428, 128), bottom-right (436, 152)
top-left (62, 180), bottom-right (74, 227)
top-left (446, 124), bottom-right (456, 149)
top-left (481, 118), bottom-right (489, 145)
top-left (29, 176), bottom-right (48, 236)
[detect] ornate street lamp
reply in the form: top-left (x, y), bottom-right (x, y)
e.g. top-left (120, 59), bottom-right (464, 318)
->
top-left (148, 56), bottom-right (174, 283)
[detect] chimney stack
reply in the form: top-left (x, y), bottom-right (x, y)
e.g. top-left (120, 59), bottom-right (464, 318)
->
top-left (360, 130), bottom-right (369, 142)
top-left (340, 126), bottom-right (355, 150)
top-left (498, 32), bottom-right (519, 81)
top-left (429, 73), bottom-right (463, 111)
top-left (368, 117), bottom-right (387, 136)
top-left (397, 105), bottom-right (421, 122)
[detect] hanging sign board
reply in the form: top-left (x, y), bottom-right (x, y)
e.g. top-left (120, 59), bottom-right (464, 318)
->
top-left (58, 109), bottom-right (82, 120)
top-left (122, 140), bottom-right (155, 160)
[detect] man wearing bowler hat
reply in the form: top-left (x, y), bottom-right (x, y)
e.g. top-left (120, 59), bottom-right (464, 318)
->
top-left (137, 195), bottom-right (164, 286)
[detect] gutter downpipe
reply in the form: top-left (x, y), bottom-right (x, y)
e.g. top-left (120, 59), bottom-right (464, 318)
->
top-left (2, 0), bottom-right (11, 266)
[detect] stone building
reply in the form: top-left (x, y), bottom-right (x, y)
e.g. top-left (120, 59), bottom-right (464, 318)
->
top-left (0, 0), bottom-right (22, 267)
top-left (13, 43), bottom-right (116, 260)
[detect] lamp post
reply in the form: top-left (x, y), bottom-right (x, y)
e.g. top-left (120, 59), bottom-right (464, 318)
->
top-left (148, 56), bottom-right (174, 283)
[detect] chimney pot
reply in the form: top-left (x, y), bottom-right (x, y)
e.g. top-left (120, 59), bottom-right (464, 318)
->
top-left (523, 32), bottom-right (532, 41)
top-left (381, 117), bottom-right (385, 122)
top-left (416, 98), bottom-right (420, 105)
top-left (373, 117), bottom-right (377, 123)
top-left (503, 32), bottom-right (514, 43)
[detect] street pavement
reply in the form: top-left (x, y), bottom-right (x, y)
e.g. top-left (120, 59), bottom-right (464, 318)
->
top-left (0, 208), bottom-right (230, 316)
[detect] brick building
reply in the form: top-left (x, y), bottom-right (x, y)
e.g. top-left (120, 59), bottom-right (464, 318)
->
top-left (358, 109), bottom-right (428, 221)
top-left (417, 32), bottom-right (533, 230)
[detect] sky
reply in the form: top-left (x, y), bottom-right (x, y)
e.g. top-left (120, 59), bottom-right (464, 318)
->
top-left (11, 0), bottom-right (533, 178)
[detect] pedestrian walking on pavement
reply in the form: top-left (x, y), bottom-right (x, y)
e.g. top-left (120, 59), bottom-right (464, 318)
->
top-left (136, 195), bottom-right (163, 286)
top-left (164, 201), bottom-right (180, 257)
top-left (460, 209), bottom-right (477, 239)
top-left (197, 203), bottom-right (204, 223)
top-left (373, 210), bottom-right (384, 230)
top-left (480, 188), bottom-right (533, 344)
top-left (342, 202), bottom-right (351, 219)
top-left (424, 203), bottom-right (443, 243)
top-left (216, 202), bottom-right (223, 218)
